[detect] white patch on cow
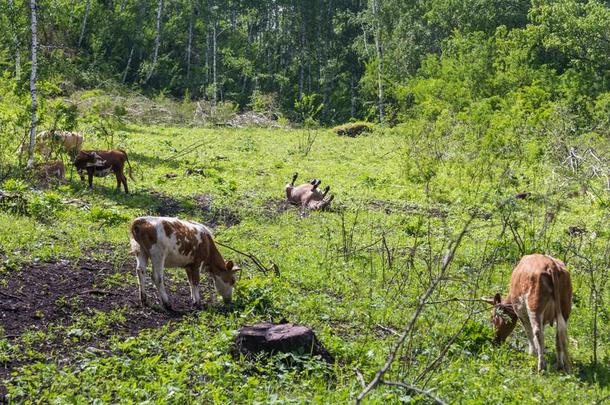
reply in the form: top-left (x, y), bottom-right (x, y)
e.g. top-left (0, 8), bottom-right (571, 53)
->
top-left (213, 275), bottom-right (233, 302)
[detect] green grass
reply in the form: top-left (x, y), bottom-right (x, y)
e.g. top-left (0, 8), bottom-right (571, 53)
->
top-left (0, 125), bottom-right (609, 403)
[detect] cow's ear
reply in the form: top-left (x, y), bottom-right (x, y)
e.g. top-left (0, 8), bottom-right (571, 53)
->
top-left (493, 293), bottom-right (502, 305)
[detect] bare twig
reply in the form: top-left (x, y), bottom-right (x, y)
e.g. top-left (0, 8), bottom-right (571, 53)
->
top-left (380, 380), bottom-right (447, 405)
top-left (414, 310), bottom-right (475, 384)
top-left (355, 215), bottom-right (475, 404)
top-left (215, 240), bottom-right (280, 276)
top-left (354, 368), bottom-right (366, 388)
top-left (78, 289), bottom-right (119, 296)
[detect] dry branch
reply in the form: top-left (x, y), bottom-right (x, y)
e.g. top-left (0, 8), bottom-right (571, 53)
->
top-left (355, 214), bottom-right (475, 404)
top-left (380, 380), bottom-right (447, 405)
top-left (215, 240), bottom-right (280, 276)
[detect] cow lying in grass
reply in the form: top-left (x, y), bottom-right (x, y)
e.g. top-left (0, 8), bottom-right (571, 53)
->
top-left (130, 216), bottom-right (240, 309)
top-left (74, 149), bottom-right (134, 193)
top-left (488, 254), bottom-right (572, 371)
top-left (285, 173), bottom-right (334, 210)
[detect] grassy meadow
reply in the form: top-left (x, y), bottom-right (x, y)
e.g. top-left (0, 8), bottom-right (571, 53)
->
top-left (0, 125), bottom-right (609, 403)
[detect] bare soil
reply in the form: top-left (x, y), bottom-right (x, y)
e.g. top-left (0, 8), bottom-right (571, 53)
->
top-left (0, 257), bottom-right (206, 399)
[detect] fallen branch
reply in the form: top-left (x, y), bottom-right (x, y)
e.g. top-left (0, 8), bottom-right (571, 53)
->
top-left (375, 323), bottom-right (400, 337)
top-left (380, 380), bottom-right (447, 405)
top-left (0, 290), bottom-right (24, 301)
top-left (78, 289), bottom-right (119, 296)
top-left (215, 240), bottom-right (280, 276)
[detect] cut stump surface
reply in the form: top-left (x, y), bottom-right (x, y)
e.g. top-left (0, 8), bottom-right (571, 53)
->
top-left (234, 322), bottom-right (333, 362)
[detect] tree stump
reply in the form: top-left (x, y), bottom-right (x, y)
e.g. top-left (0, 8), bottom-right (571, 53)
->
top-left (233, 322), bottom-right (333, 362)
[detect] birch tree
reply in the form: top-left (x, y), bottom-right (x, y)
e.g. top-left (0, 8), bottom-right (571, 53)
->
top-left (27, 0), bottom-right (38, 168)
top-left (78, 0), bottom-right (91, 47)
top-left (8, 0), bottom-right (21, 80)
top-left (145, 0), bottom-right (164, 83)
top-left (372, 0), bottom-right (384, 123)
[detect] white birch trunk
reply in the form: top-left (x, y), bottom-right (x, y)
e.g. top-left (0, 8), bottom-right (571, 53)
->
top-left (212, 24), bottom-right (218, 105)
top-left (9, 0), bottom-right (21, 80)
top-left (186, 7), bottom-right (193, 80)
top-left (145, 0), bottom-right (163, 83)
top-left (372, 0), bottom-right (384, 123)
top-left (78, 0), bottom-right (91, 48)
top-left (27, 0), bottom-right (38, 168)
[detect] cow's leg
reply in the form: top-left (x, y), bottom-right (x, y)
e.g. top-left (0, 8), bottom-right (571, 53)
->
top-left (116, 171), bottom-right (129, 193)
top-left (555, 315), bottom-right (570, 371)
top-left (115, 171), bottom-right (122, 191)
top-left (135, 251), bottom-right (149, 306)
top-left (150, 253), bottom-right (171, 310)
top-left (122, 173), bottom-right (129, 193)
top-left (87, 168), bottom-right (94, 189)
top-left (185, 263), bottom-right (201, 307)
top-left (529, 311), bottom-right (546, 371)
top-left (519, 315), bottom-right (537, 355)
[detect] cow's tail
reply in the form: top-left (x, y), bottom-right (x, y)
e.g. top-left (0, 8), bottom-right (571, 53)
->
top-left (551, 259), bottom-right (570, 370)
top-left (121, 149), bottom-right (136, 182)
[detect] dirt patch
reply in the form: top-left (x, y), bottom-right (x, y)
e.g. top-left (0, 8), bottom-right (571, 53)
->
top-left (365, 199), bottom-right (448, 218)
top-left (0, 257), bottom-right (211, 398)
top-left (149, 191), bottom-right (185, 217)
top-left (193, 193), bottom-right (241, 227)
top-left (261, 198), bottom-right (293, 218)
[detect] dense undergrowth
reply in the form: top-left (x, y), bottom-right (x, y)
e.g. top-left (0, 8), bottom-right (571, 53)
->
top-left (0, 123), bottom-right (608, 403)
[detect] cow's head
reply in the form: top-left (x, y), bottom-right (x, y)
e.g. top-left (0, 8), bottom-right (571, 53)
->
top-left (490, 293), bottom-right (518, 344)
top-left (212, 260), bottom-right (240, 303)
top-left (74, 151), bottom-right (105, 180)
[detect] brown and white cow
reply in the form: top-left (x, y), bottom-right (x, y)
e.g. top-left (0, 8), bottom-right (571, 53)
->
top-left (489, 254), bottom-right (572, 371)
top-left (33, 130), bottom-right (83, 158)
top-left (74, 149), bottom-right (134, 193)
top-left (285, 172), bottom-right (334, 210)
top-left (130, 216), bottom-right (240, 309)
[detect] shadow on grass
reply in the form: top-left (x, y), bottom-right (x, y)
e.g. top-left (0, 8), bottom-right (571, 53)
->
top-left (574, 359), bottom-right (610, 389)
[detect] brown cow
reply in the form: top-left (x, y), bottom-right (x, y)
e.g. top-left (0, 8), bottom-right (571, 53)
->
top-left (32, 130), bottom-right (83, 158)
top-left (74, 149), bottom-right (134, 193)
top-left (129, 216), bottom-right (240, 309)
top-left (489, 254), bottom-right (572, 371)
top-left (285, 173), bottom-right (334, 210)
top-left (35, 160), bottom-right (65, 182)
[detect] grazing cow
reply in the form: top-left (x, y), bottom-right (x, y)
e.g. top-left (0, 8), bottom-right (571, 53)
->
top-left (129, 216), bottom-right (240, 309)
top-left (488, 254), bottom-right (572, 371)
top-left (74, 149), bottom-right (134, 193)
top-left (285, 172), bottom-right (334, 210)
top-left (31, 130), bottom-right (83, 158)
top-left (35, 160), bottom-right (65, 182)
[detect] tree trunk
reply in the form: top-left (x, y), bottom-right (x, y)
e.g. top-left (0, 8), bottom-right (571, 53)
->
top-left (145, 0), bottom-right (164, 83)
top-left (212, 24), bottom-right (218, 105)
top-left (186, 4), bottom-right (193, 80)
top-left (350, 73), bottom-right (356, 119)
top-left (298, 1), bottom-right (305, 99)
top-left (122, 46), bottom-right (134, 83)
top-left (8, 0), bottom-right (21, 80)
top-left (372, 0), bottom-right (384, 123)
top-left (27, 0), bottom-right (38, 168)
top-left (78, 0), bottom-right (91, 48)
